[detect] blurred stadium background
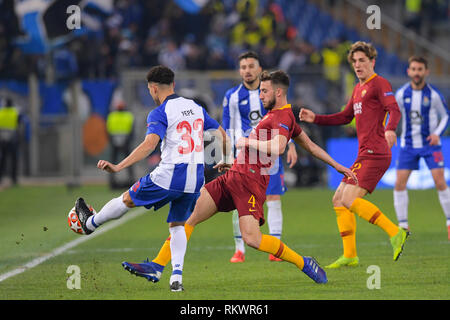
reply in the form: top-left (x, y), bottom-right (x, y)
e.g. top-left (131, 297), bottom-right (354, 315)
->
top-left (0, 0), bottom-right (449, 191)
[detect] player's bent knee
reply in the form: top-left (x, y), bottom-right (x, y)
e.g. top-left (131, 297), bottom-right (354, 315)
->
top-left (332, 194), bottom-right (343, 207)
top-left (242, 234), bottom-right (259, 249)
top-left (122, 191), bottom-right (136, 208)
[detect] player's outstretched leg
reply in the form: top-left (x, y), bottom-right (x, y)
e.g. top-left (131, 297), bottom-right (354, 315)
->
top-left (74, 198), bottom-right (94, 235)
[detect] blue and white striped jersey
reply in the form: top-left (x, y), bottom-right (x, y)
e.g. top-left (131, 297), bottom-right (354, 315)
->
top-left (222, 83), bottom-right (266, 156)
top-left (146, 94), bottom-right (220, 193)
top-left (395, 83), bottom-right (449, 148)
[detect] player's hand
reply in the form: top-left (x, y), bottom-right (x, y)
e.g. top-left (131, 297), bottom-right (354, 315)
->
top-left (426, 134), bottom-right (440, 146)
top-left (213, 161), bottom-right (232, 173)
top-left (299, 108), bottom-right (315, 123)
top-left (286, 143), bottom-right (298, 168)
top-left (235, 137), bottom-right (249, 150)
top-left (97, 160), bottom-right (119, 173)
top-left (336, 164), bottom-right (358, 185)
top-left (385, 130), bottom-right (397, 148)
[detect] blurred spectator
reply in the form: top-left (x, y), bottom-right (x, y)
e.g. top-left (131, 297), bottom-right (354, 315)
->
top-left (106, 100), bottom-right (134, 189)
top-left (278, 41), bottom-right (308, 72)
top-left (0, 98), bottom-right (22, 186)
top-left (158, 40), bottom-right (186, 71)
top-left (404, 0), bottom-right (423, 33)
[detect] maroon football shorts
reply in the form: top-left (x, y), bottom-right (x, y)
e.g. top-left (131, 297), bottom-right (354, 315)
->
top-left (341, 156), bottom-right (391, 193)
top-left (204, 170), bottom-right (267, 226)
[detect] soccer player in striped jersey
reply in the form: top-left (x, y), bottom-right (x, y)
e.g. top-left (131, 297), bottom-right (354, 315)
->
top-left (393, 56), bottom-right (450, 239)
top-left (72, 66), bottom-right (230, 277)
top-left (300, 41), bottom-right (408, 268)
top-left (223, 51), bottom-right (298, 263)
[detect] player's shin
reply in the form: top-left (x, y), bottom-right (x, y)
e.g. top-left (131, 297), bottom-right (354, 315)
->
top-left (86, 195), bottom-right (129, 231)
top-left (232, 210), bottom-right (245, 253)
top-left (393, 190), bottom-right (409, 229)
top-left (152, 223), bottom-right (195, 267)
top-left (334, 207), bottom-right (357, 258)
top-left (169, 226), bottom-right (187, 285)
top-left (350, 198), bottom-right (399, 237)
top-left (267, 200), bottom-right (282, 239)
top-left (258, 234), bottom-right (304, 269)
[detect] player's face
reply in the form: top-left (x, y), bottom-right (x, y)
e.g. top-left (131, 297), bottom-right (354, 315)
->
top-left (259, 80), bottom-right (276, 110)
top-left (351, 51), bottom-right (375, 82)
top-left (239, 58), bottom-right (262, 87)
top-left (407, 61), bottom-right (428, 86)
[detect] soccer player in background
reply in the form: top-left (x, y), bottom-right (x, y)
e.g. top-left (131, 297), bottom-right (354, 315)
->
top-left (140, 70), bottom-right (357, 291)
top-left (222, 51), bottom-right (298, 263)
top-left (300, 41), bottom-right (409, 268)
top-left (393, 56), bottom-right (450, 239)
top-left (73, 65), bottom-right (230, 269)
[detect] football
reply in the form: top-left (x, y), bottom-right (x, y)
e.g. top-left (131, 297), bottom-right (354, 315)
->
top-left (67, 205), bottom-right (96, 234)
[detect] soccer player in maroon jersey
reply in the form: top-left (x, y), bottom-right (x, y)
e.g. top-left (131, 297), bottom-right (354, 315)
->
top-left (149, 70), bottom-right (357, 291)
top-left (300, 41), bottom-right (409, 268)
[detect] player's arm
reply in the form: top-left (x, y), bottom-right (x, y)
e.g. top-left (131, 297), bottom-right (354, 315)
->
top-left (300, 95), bottom-right (355, 126)
top-left (428, 90), bottom-right (450, 145)
top-left (293, 131), bottom-right (357, 183)
top-left (97, 133), bottom-right (160, 173)
top-left (237, 134), bottom-right (288, 156)
top-left (286, 140), bottom-right (298, 168)
top-left (211, 126), bottom-right (233, 172)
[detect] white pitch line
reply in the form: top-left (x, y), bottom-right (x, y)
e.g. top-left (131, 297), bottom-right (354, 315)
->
top-left (0, 208), bottom-right (147, 283)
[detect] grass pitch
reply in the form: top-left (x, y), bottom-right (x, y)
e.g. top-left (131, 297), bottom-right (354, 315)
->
top-left (0, 185), bottom-right (448, 300)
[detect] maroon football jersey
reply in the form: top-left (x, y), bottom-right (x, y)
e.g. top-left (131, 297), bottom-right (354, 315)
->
top-left (314, 74), bottom-right (401, 159)
top-left (231, 104), bottom-right (302, 184)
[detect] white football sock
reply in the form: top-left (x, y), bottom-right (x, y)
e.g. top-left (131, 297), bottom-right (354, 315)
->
top-left (437, 188), bottom-right (450, 227)
top-left (393, 190), bottom-right (409, 229)
top-left (232, 210), bottom-right (245, 253)
top-left (267, 200), bottom-right (282, 239)
top-left (169, 225), bottom-right (187, 284)
top-left (86, 195), bottom-right (129, 231)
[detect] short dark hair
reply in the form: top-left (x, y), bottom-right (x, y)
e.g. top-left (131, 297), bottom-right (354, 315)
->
top-left (260, 70), bottom-right (290, 89)
top-left (146, 65), bottom-right (174, 85)
top-left (408, 56), bottom-right (428, 69)
top-left (238, 51), bottom-right (260, 64)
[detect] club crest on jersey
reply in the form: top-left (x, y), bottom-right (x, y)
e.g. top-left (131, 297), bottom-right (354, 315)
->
top-left (422, 96), bottom-right (430, 107)
top-left (361, 89), bottom-right (367, 97)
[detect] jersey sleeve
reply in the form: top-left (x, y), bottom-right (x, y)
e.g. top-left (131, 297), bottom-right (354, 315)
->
top-left (292, 122), bottom-right (302, 138)
top-left (314, 96), bottom-right (354, 126)
top-left (275, 111), bottom-right (302, 140)
top-left (221, 91), bottom-right (231, 131)
top-left (395, 89), bottom-right (404, 110)
top-left (431, 88), bottom-right (450, 136)
top-left (377, 78), bottom-right (397, 106)
top-left (379, 79), bottom-right (401, 131)
top-left (203, 108), bottom-right (220, 131)
top-left (146, 106), bottom-right (168, 140)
